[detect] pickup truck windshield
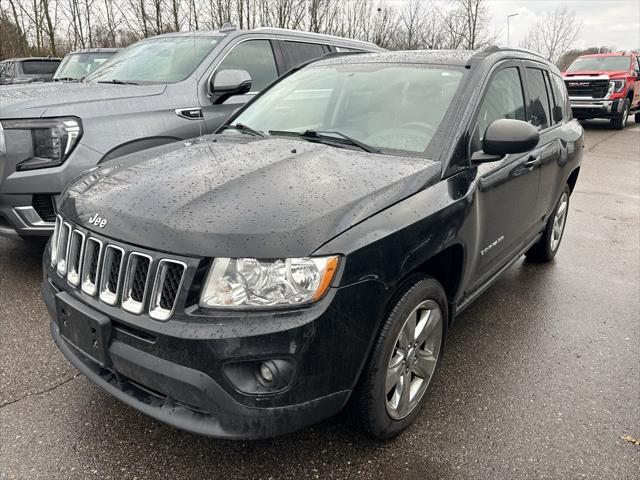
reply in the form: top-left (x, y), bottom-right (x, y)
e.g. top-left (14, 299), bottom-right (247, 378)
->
top-left (566, 56), bottom-right (631, 72)
top-left (54, 52), bottom-right (116, 81)
top-left (85, 36), bottom-right (221, 84)
top-left (232, 63), bottom-right (463, 155)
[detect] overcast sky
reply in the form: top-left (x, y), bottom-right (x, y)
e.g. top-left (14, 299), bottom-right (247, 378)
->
top-left (484, 0), bottom-right (640, 50)
top-left (386, 0), bottom-right (639, 51)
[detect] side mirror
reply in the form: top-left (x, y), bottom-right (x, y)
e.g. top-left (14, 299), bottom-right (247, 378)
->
top-left (211, 69), bottom-right (252, 105)
top-left (473, 119), bottom-right (540, 162)
top-left (552, 105), bottom-right (563, 123)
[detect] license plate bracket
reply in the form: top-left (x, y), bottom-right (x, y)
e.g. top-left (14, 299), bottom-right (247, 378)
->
top-left (56, 292), bottom-right (112, 367)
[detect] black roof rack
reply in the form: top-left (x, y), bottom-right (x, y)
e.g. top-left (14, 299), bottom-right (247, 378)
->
top-left (466, 45), bottom-right (548, 68)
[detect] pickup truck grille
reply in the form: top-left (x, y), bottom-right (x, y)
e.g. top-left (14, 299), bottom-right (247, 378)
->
top-left (565, 79), bottom-right (609, 99)
top-left (51, 215), bottom-right (187, 320)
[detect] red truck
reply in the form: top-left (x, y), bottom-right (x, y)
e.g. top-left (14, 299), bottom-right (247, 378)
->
top-left (563, 52), bottom-right (640, 129)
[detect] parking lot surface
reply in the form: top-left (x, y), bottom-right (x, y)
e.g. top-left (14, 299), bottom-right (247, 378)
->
top-left (1, 121), bottom-right (639, 479)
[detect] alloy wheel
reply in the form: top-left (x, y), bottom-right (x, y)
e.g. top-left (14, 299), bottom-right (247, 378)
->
top-left (385, 299), bottom-right (443, 420)
top-left (550, 191), bottom-right (569, 252)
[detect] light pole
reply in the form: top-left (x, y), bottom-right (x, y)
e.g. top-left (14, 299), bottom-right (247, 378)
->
top-left (507, 13), bottom-right (519, 47)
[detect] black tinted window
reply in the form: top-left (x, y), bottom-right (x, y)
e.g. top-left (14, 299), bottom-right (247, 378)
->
top-left (282, 41), bottom-right (326, 69)
top-left (549, 72), bottom-right (570, 122)
top-left (21, 60), bottom-right (60, 74)
top-left (476, 67), bottom-right (526, 141)
top-left (216, 40), bottom-right (278, 92)
top-left (525, 68), bottom-right (551, 129)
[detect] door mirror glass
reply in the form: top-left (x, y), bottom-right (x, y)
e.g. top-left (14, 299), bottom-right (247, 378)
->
top-left (479, 118), bottom-right (540, 158)
top-left (552, 105), bottom-right (563, 123)
top-left (211, 69), bottom-right (252, 104)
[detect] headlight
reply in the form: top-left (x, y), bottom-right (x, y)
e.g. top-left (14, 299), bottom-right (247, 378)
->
top-left (610, 80), bottom-right (625, 93)
top-left (200, 256), bottom-right (340, 309)
top-left (1, 117), bottom-right (82, 171)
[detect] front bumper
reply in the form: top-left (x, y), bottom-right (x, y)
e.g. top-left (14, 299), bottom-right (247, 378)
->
top-left (42, 249), bottom-right (387, 438)
top-left (570, 97), bottom-right (623, 119)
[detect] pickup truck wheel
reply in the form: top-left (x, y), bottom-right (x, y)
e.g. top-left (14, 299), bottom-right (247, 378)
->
top-left (611, 98), bottom-right (630, 130)
top-left (526, 186), bottom-right (570, 263)
top-left (353, 277), bottom-right (446, 439)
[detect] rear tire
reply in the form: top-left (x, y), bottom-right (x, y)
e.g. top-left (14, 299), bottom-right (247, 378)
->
top-left (525, 185), bottom-right (570, 263)
top-left (611, 98), bottom-right (629, 130)
top-left (353, 277), bottom-right (447, 440)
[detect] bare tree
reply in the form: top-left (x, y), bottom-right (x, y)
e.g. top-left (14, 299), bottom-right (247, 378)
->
top-left (521, 6), bottom-right (582, 63)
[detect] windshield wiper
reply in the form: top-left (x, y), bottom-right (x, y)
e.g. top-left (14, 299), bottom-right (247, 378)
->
top-left (222, 123), bottom-right (265, 137)
top-left (269, 129), bottom-right (379, 153)
top-left (53, 77), bottom-right (79, 82)
top-left (97, 79), bottom-right (139, 85)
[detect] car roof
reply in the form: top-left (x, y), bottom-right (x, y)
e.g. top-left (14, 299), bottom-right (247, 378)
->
top-left (313, 46), bottom-right (555, 69)
top-left (579, 52), bottom-right (634, 58)
top-left (66, 48), bottom-right (120, 55)
top-left (1, 57), bottom-right (61, 62)
top-left (152, 27), bottom-right (382, 50)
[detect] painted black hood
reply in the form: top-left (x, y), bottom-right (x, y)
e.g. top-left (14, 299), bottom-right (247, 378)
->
top-left (60, 136), bottom-right (439, 258)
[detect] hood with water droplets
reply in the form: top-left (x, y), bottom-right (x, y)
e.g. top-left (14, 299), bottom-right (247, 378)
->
top-left (60, 136), bottom-right (439, 258)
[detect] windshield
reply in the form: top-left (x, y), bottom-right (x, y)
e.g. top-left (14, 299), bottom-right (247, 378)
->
top-left (566, 56), bottom-right (631, 72)
top-left (54, 52), bottom-right (116, 80)
top-left (232, 63), bottom-right (463, 155)
top-left (85, 35), bottom-right (221, 84)
top-left (21, 60), bottom-right (60, 75)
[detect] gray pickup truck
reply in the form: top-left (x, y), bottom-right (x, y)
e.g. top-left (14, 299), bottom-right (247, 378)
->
top-left (0, 27), bottom-right (382, 238)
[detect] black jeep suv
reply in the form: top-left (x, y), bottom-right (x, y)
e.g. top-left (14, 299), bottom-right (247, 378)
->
top-left (42, 47), bottom-right (583, 440)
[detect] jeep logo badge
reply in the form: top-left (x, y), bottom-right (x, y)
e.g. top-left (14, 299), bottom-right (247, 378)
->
top-left (88, 213), bottom-right (107, 228)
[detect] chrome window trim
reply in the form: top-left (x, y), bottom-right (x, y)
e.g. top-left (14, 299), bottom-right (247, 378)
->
top-left (81, 237), bottom-right (104, 296)
top-left (66, 229), bottom-right (86, 287)
top-left (99, 244), bottom-right (125, 306)
top-left (149, 259), bottom-right (187, 321)
top-left (121, 252), bottom-right (153, 315)
top-left (50, 216), bottom-right (62, 267)
top-left (56, 222), bottom-right (72, 276)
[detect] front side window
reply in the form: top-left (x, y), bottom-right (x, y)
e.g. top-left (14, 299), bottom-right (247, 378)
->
top-left (566, 56), bottom-right (631, 72)
top-left (215, 40), bottom-right (278, 92)
top-left (232, 63), bottom-right (464, 155)
top-left (525, 68), bottom-right (552, 129)
top-left (85, 35), bottom-right (221, 84)
top-left (475, 67), bottom-right (526, 144)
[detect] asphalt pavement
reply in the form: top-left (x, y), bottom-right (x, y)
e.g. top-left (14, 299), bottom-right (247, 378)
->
top-left (1, 120), bottom-right (639, 479)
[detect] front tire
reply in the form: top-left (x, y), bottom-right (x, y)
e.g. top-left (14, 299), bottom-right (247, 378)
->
top-left (611, 98), bottom-right (630, 130)
top-left (525, 185), bottom-right (570, 263)
top-left (353, 277), bottom-right (446, 439)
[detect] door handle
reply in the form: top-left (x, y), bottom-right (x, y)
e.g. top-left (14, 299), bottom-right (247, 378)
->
top-left (524, 155), bottom-right (541, 168)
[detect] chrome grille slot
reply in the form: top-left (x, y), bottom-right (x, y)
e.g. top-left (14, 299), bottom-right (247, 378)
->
top-left (81, 238), bottom-right (103, 296)
top-left (56, 222), bottom-right (72, 276)
top-left (66, 230), bottom-right (86, 286)
top-left (149, 260), bottom-right (186, 321)
top-left (50, 216), bottom-right (62, 267)
top-left (122, 253), bottom-right (152, 314)
top-left (99, 245), bottom-right (125, 306)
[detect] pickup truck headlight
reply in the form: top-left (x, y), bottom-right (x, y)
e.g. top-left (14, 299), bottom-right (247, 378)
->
top-left (200, 256), bottom-right (340, 309)
top-left (1, 117), bottom-right (82, 171)
top-left (610, 80), bottom-right (626, 93)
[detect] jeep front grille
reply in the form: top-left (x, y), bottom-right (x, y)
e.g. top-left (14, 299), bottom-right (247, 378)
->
top-left (149, 260), bottom-right (186, 321)
top-left (51, 215), bottom-right (187, 320)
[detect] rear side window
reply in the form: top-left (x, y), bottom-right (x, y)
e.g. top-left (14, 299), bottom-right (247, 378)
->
top-left (525, 67), bottom-right (552, 129)
top-left (475, 67), bottom-right (527, 142)
top-left (216, 40), bottom-right (278, 92)
top-left (21, 60), bottom-right (60, 75)
top-left (549, 73), bottom-right (571, 121)
top-left (281, 41), bottom-right (326, 69)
